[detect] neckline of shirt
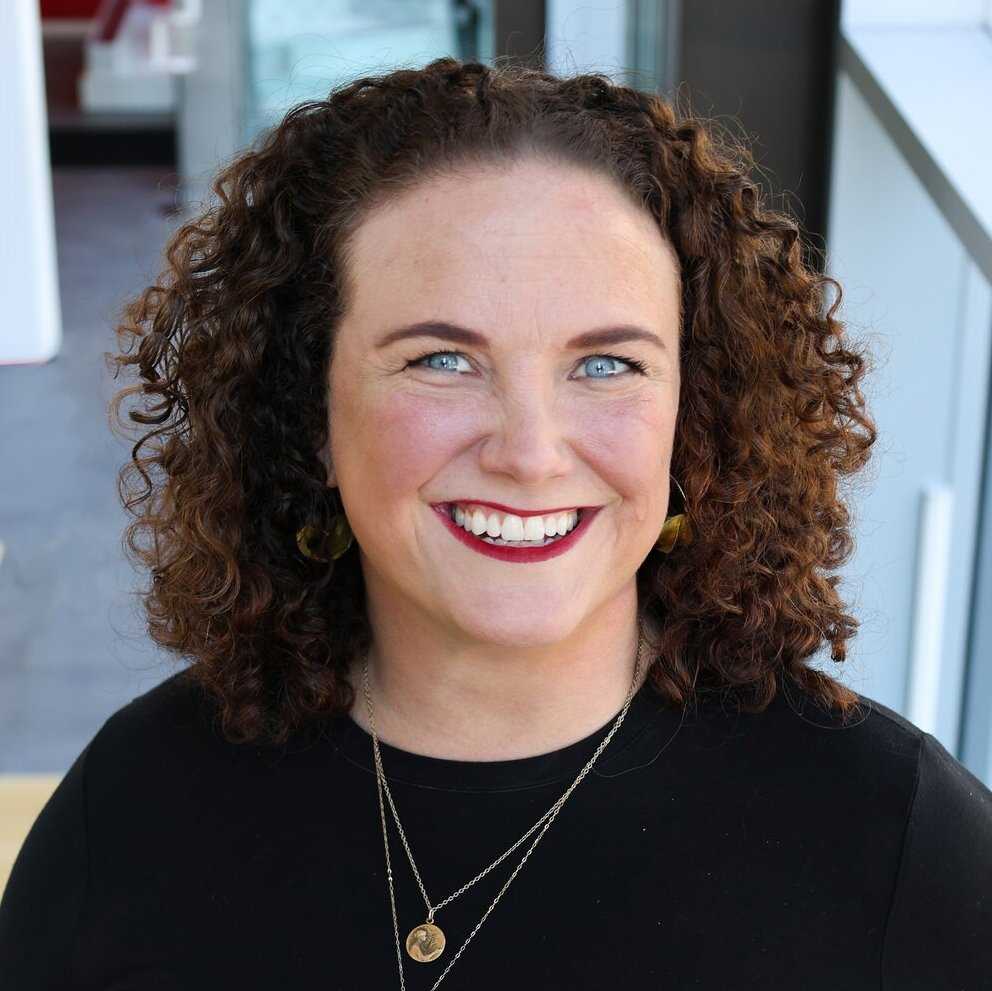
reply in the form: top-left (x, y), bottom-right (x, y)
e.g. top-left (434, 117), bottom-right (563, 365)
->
top-left (328, 677), bottom-right (683, 793)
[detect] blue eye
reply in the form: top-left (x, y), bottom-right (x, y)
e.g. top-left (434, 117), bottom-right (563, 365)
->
top-left (575, 354), bottom-right (648, 378)
top-left (407, 351), bottom-right (472, 373)
top-left (404, 350), bottom-right (648, 378)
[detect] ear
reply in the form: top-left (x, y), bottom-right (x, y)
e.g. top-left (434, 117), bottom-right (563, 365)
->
top-left (317, 437), bottom-right (337, 487)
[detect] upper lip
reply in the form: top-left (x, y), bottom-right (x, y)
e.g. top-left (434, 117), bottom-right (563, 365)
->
top-left (436, 499), bottom-right (594, 517)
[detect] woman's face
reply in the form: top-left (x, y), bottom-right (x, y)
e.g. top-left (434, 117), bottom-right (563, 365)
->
top-left (326, 157), bottom-right (681, 647)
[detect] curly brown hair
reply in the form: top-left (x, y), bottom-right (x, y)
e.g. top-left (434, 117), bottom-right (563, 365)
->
top-left (106, 56), bottom-right (877, 747)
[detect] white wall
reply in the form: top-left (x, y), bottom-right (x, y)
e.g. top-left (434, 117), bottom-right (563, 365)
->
top-left (0, 1), bottom-right (62, 365)
top-left (827, 70), bottom-right (992, 757)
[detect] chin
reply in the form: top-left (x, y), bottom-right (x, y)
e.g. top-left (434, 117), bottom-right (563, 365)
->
top-left (445, 610), bottom-right (584, 648)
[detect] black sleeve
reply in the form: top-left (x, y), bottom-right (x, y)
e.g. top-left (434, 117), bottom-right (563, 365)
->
top-left (881, 731), bottom-right (992, 989)
top-left (0, 742), bottom-right (90, 989)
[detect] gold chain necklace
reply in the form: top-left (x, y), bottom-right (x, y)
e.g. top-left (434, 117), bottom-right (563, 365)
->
top-left (363, 623), bottom-right (646, 990)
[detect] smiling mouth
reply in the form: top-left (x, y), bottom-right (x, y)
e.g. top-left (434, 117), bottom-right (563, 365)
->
top-left (432, 502), bottom-right (600, 560)
top-left (452, 511), bottom-right (580, 546)
top-left (441, 503), bottom-right (583, 545)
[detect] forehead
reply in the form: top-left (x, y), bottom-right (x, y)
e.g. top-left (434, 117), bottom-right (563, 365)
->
top-left (342, 158), bottom-right (680, 339)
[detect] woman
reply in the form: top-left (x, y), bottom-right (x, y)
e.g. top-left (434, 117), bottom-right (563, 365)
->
top-left (2, 57), bottom-right (990, 989)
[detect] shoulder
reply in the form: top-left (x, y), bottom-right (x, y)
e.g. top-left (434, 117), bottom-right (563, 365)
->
top-left (763, 679), bottom-right (992, 831)
top-left (685, 678), bottom-right (986, 835)
top-left (0, 669), bottom-right (208, 982)
top-left (92, 666), bottom-right (208, 745)
top-left (905, 728), bottom-right (992, 860)
top-left (83, 667), bottom-right (199, 765)
top-left (704, 680), bottom-right (992, 983)
top-left (876, 718), bottom-right (992, 983)
top-left (80, 667), bottom-right (239, 823)
top-left (771, 680), bottom-right (992, 810)
top-left (688, 677), bottom-right (926, 784)
top-left (765, 677), bottom-right (925, 762)
top-left (759, 680), bottom-right (991, 808)
top-left (748, 679), bottom-right (992, 983)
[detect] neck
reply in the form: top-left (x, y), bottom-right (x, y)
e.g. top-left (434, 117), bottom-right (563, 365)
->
top-left (346, 589), bottom-right (653, 762)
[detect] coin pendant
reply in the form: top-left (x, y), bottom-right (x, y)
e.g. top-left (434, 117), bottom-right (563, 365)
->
top-left (406, 921), bottom-right (445, 962)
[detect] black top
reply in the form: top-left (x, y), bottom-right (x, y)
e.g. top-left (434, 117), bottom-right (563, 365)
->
top-left (2, 667), bottom-right (991, 990)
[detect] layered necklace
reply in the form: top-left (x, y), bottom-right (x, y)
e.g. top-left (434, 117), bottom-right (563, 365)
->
top-left (361, 622), bottom-right (647, 990)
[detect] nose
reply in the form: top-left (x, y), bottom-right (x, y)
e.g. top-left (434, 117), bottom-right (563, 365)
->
top-left (476, 378), bottom-right (573, 485)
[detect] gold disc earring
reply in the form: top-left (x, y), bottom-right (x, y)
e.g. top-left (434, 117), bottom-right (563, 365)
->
top-left (296, 489), bottom-right (354, 563)
top-left (655, 475), bottom-right (693, 554)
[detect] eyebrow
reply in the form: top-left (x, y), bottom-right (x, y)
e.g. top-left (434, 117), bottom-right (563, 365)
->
top-left (376, 320), bottom-right (667, 353)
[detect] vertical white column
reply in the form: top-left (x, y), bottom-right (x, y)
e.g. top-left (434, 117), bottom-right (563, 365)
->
top-left (0, 0), bottom-right (62, 365)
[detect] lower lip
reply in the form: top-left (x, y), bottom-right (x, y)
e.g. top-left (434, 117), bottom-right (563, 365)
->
top-left (432, 504), bottom-right (600, 563)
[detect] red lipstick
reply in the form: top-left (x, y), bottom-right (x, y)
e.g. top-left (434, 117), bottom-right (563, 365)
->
top-left (437, 499), bottom-right (588, 517)
top-left (432, 503), bottom-right (601, 563)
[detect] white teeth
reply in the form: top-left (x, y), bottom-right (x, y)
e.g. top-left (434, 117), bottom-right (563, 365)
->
top-left (449, 504), bottom-right (580, 542)
top-left (523, 516), bottom-right (546, 541)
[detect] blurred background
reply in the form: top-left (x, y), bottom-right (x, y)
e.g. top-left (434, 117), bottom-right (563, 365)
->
top-left (2, 0), bottom-right (991, 888)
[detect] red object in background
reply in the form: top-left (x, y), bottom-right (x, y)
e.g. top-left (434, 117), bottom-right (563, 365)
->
top-left (40, 0), bottom-right (173, 21)
top-left (40, 0), bottom-right (171, 16)
top-left (41, 0), bottom-right (173, 43)
top-left (40, 0), bottom-right (103, 16)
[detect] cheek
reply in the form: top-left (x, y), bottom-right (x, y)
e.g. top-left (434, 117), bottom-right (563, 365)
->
top-left (573, 396), bottom-right (672, 522)
top-left (578, 394), bottom-right (671, 464)
top-left (361, 391), bottom-right (473, 495)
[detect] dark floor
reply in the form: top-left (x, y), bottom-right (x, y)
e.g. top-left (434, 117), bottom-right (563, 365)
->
top-left (0, 168), bottom-right (186, 772)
